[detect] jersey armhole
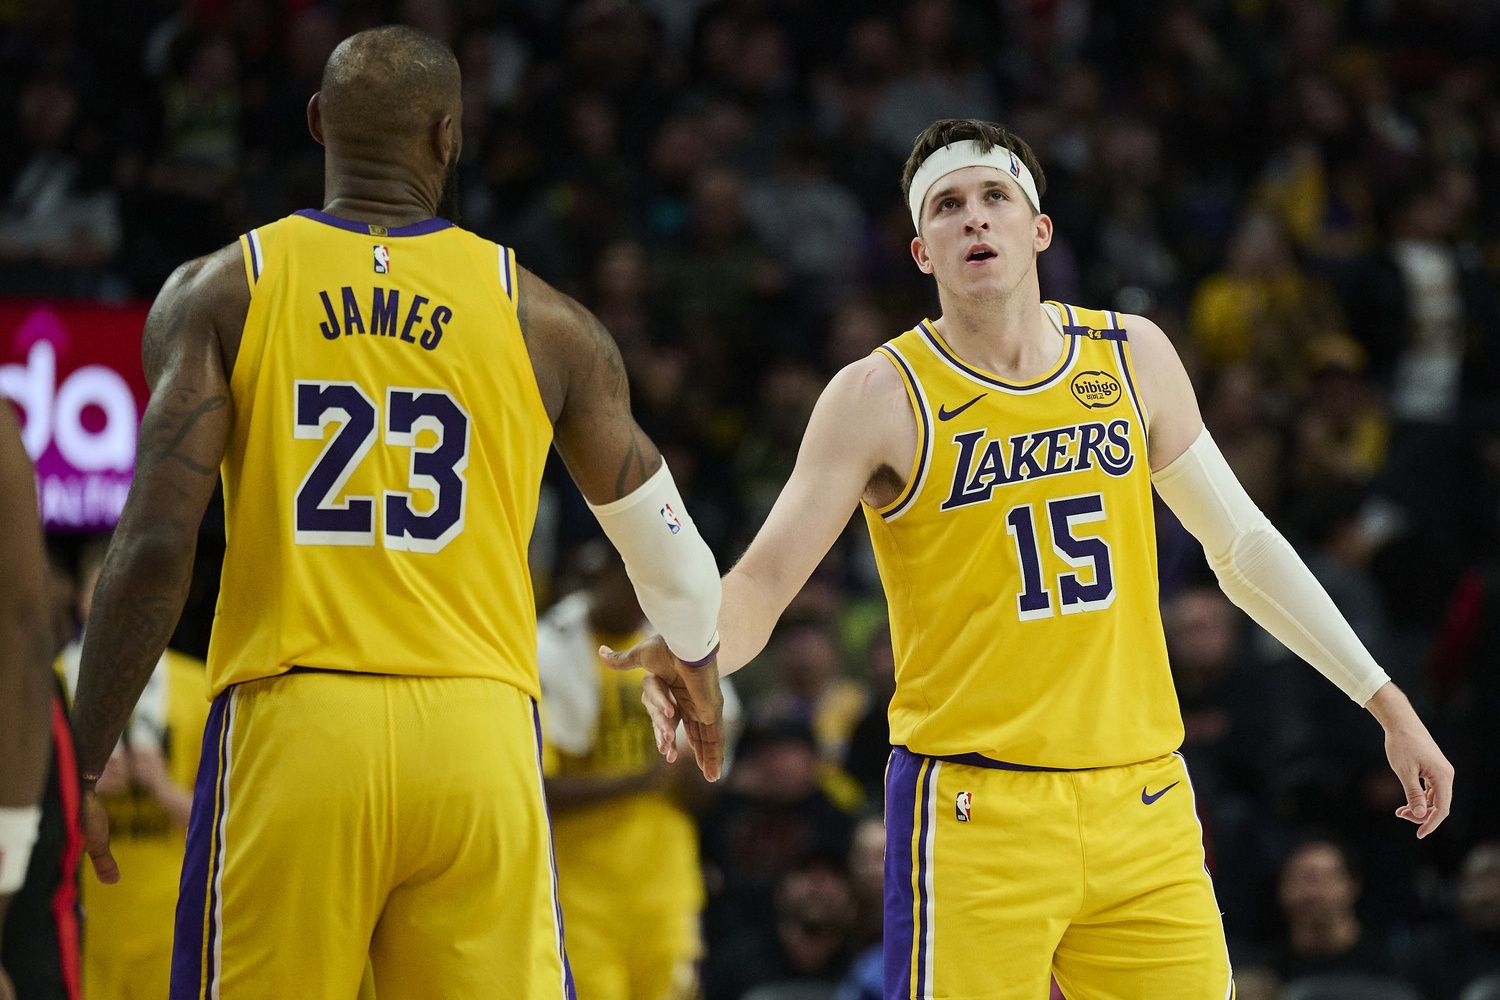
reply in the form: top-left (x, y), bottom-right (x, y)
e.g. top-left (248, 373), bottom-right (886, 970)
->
top-left (870, 344), bottom-right (932, 521)
top-left (1109, 309), bottom-right (1152, 441)
top-left (240, 229), bottom-right (265, 287)
top-left (497, 243), bottom-right (517, 303)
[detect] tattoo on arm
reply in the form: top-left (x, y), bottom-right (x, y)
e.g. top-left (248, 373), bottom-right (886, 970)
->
top-left (137, 389), bottom-right (228, 476)
top-left (614, 427), bottom-right (652, 496)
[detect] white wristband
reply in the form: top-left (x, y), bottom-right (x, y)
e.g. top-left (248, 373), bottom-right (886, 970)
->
top-left (0, 805), bottom-right (42, 895)
top-left (588, 461), bottom-right (722, 664)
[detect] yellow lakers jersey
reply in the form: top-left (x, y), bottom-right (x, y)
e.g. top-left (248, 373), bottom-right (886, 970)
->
top-left (208, 210), bottom-right (551, 697)
top-left (863, 303), bottom-right (1182, 769)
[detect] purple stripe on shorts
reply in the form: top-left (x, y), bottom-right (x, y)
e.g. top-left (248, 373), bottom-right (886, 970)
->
top-left (531, 702), bottom-right (577, 1000)
top-left (170, 690), bottom-right (231, 999)
top-left (884, 747), bottom-right (922, 999)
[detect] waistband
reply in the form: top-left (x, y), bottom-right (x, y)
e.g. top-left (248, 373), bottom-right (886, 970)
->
top-left (892, 745), bottom-right (1097, 773)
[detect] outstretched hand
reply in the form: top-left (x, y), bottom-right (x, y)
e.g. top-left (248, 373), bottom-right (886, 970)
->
top-left (600, 634), bottom-right (726, 782)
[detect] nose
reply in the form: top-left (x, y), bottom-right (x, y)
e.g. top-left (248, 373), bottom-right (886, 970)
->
top-left (964, 211), bottom-right (989, 234)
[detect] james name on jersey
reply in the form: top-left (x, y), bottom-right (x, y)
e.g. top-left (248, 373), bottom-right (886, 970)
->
top-left (315, 284), bottom-right (454, 350)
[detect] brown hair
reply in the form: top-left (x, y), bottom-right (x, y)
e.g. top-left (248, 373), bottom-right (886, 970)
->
top-left (900, 119), bottom-right (1046, 223)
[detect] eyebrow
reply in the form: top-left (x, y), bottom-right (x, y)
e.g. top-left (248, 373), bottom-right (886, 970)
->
top-left (926, 179), bottom-right (1011, 214)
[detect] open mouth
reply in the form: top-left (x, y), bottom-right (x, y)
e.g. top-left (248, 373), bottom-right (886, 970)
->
top-left (966, 246), bottom-right (997, 263)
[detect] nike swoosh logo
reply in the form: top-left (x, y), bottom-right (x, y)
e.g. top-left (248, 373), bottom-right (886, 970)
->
top-left (1141, 781), bottom-right (1181, 805)
top-left (938, 393), bottom-right (987, 421)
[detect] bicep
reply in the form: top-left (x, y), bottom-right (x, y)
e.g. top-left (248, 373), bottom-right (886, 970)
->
top-left (733, 371), bottom-right (883, 610)
top-left (1125, 315), bottom-right (1204, 471)
top-left (125, 261), bottom-right (236, 535)
top-left (517, 267), bottom-right (662, 504)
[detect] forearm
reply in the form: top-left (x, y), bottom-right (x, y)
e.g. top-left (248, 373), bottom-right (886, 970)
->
top-left (1365, 681), bottom-right (1424, 731)
top-left (72, 532), bottom-right (197, 777)
top-left (0, 601), bottom-right (53, 809)
top-left (717, 567), bottom-right (784, 676)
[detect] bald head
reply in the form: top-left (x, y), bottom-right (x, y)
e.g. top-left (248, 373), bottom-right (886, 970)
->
top-left (318, 26), bottom-right (459, 145)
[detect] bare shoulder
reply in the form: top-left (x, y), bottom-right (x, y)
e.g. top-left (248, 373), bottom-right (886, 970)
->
top-left (822, 352), bottom-right (910, 415)
top-left (809, 354), bottom-right (915, 497)
top-left (144, 242), bottom-right (250, 381)
top-left (514, 265), bottom-right (621, 424)
top-left (1118, 312), bottom-right (1204, 468)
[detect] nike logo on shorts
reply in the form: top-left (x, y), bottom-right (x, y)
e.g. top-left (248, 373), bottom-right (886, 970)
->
top-left (938, 393), bottom-right (987, 421)
top-left (1141, 781), bottom-right (1180, 805)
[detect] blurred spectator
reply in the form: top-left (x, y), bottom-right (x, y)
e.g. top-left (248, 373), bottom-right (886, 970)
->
top-left (1406, 842), bottom-right (1500, 998)
top-left (1189, 210), bottom-right (1345, 390)
top-left (1294, 336), bottom-right (1390, 494)
top-left (699, 716), bottom-right (857, 984)
top-left (539, 542), bottom-right (734, 1000)
top-left (59, 538), bottom-right (207, 1000)
top-left (753, 617), bottom-right (867, 765)
top-left (840, 623), bottom-right (896, 806)
top-left (708, 862), bottom-right (857, 1000)
top-left (0, 70), bottom-right (121, 297)
top-left (1201, 361), bottom-right (1288, 516)
top-left (1257, 839), bottom-right (1407, 986)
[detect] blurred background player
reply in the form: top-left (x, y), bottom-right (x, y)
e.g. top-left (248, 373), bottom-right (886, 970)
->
top-left (538, 541), bottom-right (741, 1000)
top-left (0, 403), bottom-right (78, 1000)
top-left (56, 537), bottom-right (207, 1000)
top-left (68, 25), bottom-right (724, 1000)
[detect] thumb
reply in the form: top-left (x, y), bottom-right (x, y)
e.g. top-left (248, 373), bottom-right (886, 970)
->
top-left (1400, 773), bottom-right (1428, 819)
top-left (598, 644), bottom-right (639, 672)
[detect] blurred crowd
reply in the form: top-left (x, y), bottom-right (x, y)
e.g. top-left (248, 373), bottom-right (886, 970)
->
top-left (7, 0), bottom-right (1500, 997)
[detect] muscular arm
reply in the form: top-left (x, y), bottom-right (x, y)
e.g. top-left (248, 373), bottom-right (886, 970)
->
top-left (718, 356), bottom-right (911, 674)
top-left (71, 248), bottom-right (245, 780)
top-left (516, 266), bottom-right (660, 503)
top-left (0, 403), bottom-right (52, 812)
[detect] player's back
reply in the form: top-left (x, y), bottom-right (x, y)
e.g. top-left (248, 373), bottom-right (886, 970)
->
top-left (208, 210), bottom-right (550, 698)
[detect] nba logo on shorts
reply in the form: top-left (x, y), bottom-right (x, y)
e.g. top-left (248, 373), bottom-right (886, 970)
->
top-left (659, 503), bottom-right (682, 534)
top-left (373, 245), bottom-right (390, 274)
top-left (956, 790), bottom-right (972, 822)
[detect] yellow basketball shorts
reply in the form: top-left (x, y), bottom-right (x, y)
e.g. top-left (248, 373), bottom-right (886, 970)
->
top-left (169, 670), bottom-right (575, 999)
top-left (884, 747), bottom-right (1233, 1000)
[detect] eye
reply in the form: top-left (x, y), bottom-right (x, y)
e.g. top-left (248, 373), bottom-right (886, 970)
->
top-left (939, 197), bottom-right (958, 211)
top-left (988, 189), bottom-right (1006, 201)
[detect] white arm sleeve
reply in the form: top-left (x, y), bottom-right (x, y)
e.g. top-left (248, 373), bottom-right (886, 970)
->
top-left (1151, 427), bottom-right (1389, 705)
top-left (588, 461), bottom-right (722, 664)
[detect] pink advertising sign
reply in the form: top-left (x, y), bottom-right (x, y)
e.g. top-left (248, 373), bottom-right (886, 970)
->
top-left (0, 300), bottom-right (151, 531)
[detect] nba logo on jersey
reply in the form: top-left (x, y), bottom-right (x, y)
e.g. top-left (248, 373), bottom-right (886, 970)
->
top-left (660, 503), bottom-right (682, 534)
top-left (956, 791), bottom-right (972, 822)
top-left (373, 245), bottom-right (390, 274)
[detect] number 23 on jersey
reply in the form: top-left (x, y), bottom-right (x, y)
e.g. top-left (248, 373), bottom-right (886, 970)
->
top-left (293, 378), bottom-right (470, 553)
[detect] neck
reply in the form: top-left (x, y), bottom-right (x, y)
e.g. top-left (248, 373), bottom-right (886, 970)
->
top-left (931, 272), bottom-right (1058, 379)
top-left (1289, 913), bottom-right (1360, 956)
top-left (322, 152), bottom-right (440, 228)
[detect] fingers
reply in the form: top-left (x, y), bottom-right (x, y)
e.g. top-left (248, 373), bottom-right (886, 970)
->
top-left (87, 837), bottom-right (120, 885)
top-left (639, 677), bottom-right (678, 763)
top-left (1417, 767), bottom-right (1453, 839)
top-left (1393, 771), bottom-right (1454, 839)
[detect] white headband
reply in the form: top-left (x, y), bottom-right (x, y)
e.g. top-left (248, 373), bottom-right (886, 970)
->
top-left (908, 139), bottom-right (1040, 230)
